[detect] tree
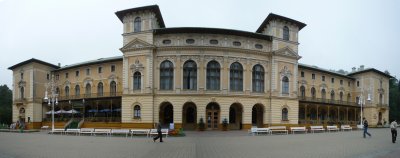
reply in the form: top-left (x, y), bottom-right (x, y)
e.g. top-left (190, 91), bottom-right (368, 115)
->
top-left (389, 77), bottom-right (400, 122)
top-left (0, 85), bottom-right (12, 125)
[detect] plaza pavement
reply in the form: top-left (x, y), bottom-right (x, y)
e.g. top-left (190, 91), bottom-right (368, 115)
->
top-left (0, 128), bottom-right (399, 158)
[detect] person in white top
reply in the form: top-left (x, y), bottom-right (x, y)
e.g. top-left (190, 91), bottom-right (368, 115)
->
top-left (390, 120), bottom-right (398, 143)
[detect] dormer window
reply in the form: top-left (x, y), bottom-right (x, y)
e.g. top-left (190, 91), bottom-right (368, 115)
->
top-left (233, 41), bottom-right (241, 46)
top-left (134, 17), bottom-right (141, 32)
top-left (283, 26), bottom-right (289, 41)
top-left (186, 39), bottom-right (195, 44)
top-left (255, 44), bottom-right (263, 49)
top-left (210, 39), bottom-right (218, 45)
top-left (162, 39), bottom-right (171, 45)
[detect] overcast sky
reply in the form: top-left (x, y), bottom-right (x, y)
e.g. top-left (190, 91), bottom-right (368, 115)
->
top-left (1, 0), bottom-right (399, 88)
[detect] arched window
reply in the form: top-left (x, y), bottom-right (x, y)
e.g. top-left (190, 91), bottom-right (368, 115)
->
top-left (134, 105), bottom-right (141, 118)
top-left (56, 87), bottom-right (60, 95)
top-left (133, 72), bottom-right (141, 90)
top-left (282, 76), bottom-right (289, 94)
top-left (85, 83), bottom-right (91, 97)
top-left (252, 64), bottom-right (264, 92)
top-left (230, 62), bottom-right (243, 91)
top-left (183, 60), bottom-right (197, 90)
top-left (206, 61), bottom-right (220, 90)
top-left (379, 94), bottom-right (383, 104)
top-left (311, 87), bottom-right (316, 99)
top-left (300, 86), bottom-right (305, 98)
top-left (347, 93), bottom-right (351, 102)
top-left (97, 82), bottom-right (103, 97)
top-left (339, 92), bottom-right (343, 102)
top-left (282, 108), bottom-right (288, 121)
top-left (20, 87), bottom-right (24, 99)
top-left (75, 85), bottom-right (80, 97)
top-left (134, 17), bottom-right (141, 32)
top-left (356, 96), bottom-right (360, 104)
top-left (110, 81), bottom-right (117, 96)
top-left (229, 107), bottom-right (236, 123)
top-left (321, 89), bottom-right (326, 100)
top-left (330, 90), bottom-right (335, 101)
top-left (160, 60), bottom-right (174, 90)
top-left (65, 86), bottom-right (70, 98)
top-left (283, 26), bottom-right (289, 40)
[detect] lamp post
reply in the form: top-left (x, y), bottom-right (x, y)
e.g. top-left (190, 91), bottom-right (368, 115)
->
top-left (44, 74), bottom-right (58, 131)
top-left (358, 93), bottom-right (371, 128)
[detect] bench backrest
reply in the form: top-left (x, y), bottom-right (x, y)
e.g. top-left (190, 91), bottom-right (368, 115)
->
top-left (150, 128), bottom-right (169, 133)
top-left (112, 129), bottom-right (130, 133)
top-left (95, 129), bottom-right (111, 132)
top-left (290, 127), bottom-right (306, 130)
top-left (327, 126), bottom-right (338, 129)
top-left (310, 126), bottom-right (323, 129)
top-left (341, 125), bottom-right (351, 128)
top-left (269, 126), bottom-right (286, 130)
top-left (81, 128), bottom-right (94, 132)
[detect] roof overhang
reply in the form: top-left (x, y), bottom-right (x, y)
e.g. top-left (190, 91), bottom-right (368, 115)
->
top-left (256, 13), bottom-right (306, 33)
top-left (115, 5), bottom-right (165, 28)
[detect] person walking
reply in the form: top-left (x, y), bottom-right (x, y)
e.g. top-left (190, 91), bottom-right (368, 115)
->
top-left (153, 122), bottom-right (163, 142)
top-left (363, 118), bottom-right (371, 138)
top-left (390, 120), bottom-right (398, 143)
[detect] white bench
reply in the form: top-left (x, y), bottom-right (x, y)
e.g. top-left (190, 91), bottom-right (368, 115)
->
top-left (341, 125), bottom-right (353, 131)
top-left (41, 126), bottom-right (49, 131)
top-left (93, 129), bottom-right (112, 136)
top-left (49, 128), bottom-right (65, 135)
top-left (290, 127), bottom-right (307, 134)
top-left (249, 128), bottom-right (271, 135)
top-left (310, 126), bottom-right (325, 133)
top-left (130, 129), bottom-right (150, 138)
top-left (149, 129), bottom-right (168, 138)
top-left (326, 125), bottom-right (340, 132)
top-left (65, 129), bottom-right (80, 135)
top-left (269, 126), bottom-right (288, 135)
top-left (111, 129), bottom-right (130, 137)
top-left (80, 128), bottom-right (94, 136)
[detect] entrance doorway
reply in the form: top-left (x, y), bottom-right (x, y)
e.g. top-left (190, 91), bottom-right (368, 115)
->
top-left (206, 102), bottom-right (220, 130)
top-left (182, 102), bottom-right (197, 130)
top-left (252, 104), bottom-right (264, 127)
top-left (229, 103), bottom-right (243, 130)
top-left (159, 102), bottom-right (173, 127)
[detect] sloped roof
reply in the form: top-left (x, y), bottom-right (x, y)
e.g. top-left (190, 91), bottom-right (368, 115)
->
top-left (256, 13), bottom-right (306, 33)
top-left (54, 56), bottom-right (122, 71)
top-left (298, 63), bottom-right (354, 80)
top-left (8, 58), bottom-right (59, 70)
top-left (347, 68), bottom-right (393, 78)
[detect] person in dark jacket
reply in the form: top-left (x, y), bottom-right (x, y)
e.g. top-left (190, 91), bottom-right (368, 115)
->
top-left (363, 118), bottom-right (371, 138)
top-left (390, 120), bottom-right (398, 143)
top-left (153, 122), bottom-right (163, 142)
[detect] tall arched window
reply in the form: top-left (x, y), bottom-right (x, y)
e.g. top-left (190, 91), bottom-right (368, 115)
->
top-left (283, 26), bottom-right (289, 40)
top-left (230, 62), bottom-right (243, 91)
top-left (110, 81), bottom-right (117, 96)
top-left (133, 72), bottom-right (141, 90)
top-left (65, 86), bottom-right (70, 98)
top-left (160, 60), bottom-right (174, 90)
top-left (97, 82), bottom-right (103, 97)
top-left (206, 61), bottom-right (220, 90)
top-left (330, 90), bottom-right (335, 101)
top-left (339, 92), bottom-right (343, 102)
top-left (311, 87), bottom-right (316, 99)
top-left (56, 87), bottom-right (60, 95)
top-left (20, 87), bottom-right (24, 99)
top-left (134, 17), bottom-right (141, 32)
top-left (282, 108), bottom-right (288, 120)
top-left (85, 83), bottom-right (91, 97)
top-left (282, 76), bottom-right (289, 94)
top-left (347, 93), bottom-right (351, 102)
top-left (134, 105), bottom-right (141, 118)
top-left (321, 89), bottom-right (326, 100)
top-left (75, 85), bottom-right (80, 97)
top-left (183, 60), bottom-right (197, 90)
top-left (252, 64), bottom-right (264, 92)
top-left (300, 86), bottom-right (305, 98)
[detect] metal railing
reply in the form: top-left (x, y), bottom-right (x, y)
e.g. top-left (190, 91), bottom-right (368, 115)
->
top-left (298, 96), bottom-right (358, 106)
top-left (57, 92), bottom-right (122, 101)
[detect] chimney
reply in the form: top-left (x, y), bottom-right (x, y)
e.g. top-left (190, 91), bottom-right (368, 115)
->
top-left (352, 67), bottom-right (356, 72)
top-left (360, 65), bottom-right (364, 70)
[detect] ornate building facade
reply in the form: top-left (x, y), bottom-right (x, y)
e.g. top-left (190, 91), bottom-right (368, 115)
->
top-left (8, 5), bottom-right (391, 130)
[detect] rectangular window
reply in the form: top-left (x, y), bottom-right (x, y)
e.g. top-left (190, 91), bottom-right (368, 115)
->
top-left (348, 81), bottom-right (350, 87)
top-left (76, 71), bottom-right (79, 77)
top-left (65, 73), bottom-right (69, 79)
top-left (55, 74), bottom-right (59, 80)
top-left (312, 74), bottom-right (315, 80)
top-left (21, 73), bottom-right (24, 80)
top-left (98, 67), bottom-right (102, 73)
top-left (331, 78), bottom-right (334, 83)
top-left (47, 74), bottom-right (50, 80)
top-left (340, 80), bottom-right (343, 85)
top-left (111, 65), bottom-right (115, 72)
top-left (357, 81), bottom-right (360, 87)
top-left (301, 71), bottom-right (304, 77)
top-left (86, 68), bottom-right (90, 75)
top-left (322, 76), bottom-right (325, 81)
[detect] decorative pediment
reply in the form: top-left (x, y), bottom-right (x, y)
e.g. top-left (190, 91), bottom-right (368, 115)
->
top-left (120, 38), bottom-right (155, 52)
top-left (300, 79), bottom-right (308, 85)
top-left (18, 81), bottom-right (26, 87)
top-left (378, 88), bottom-right (385, 94)
top-left (280, 66), bottom-right (292, 77)
top-left (273, 46), bottom-right (300, 59)
top-left (130, 58), bottom-right (144, 72)
top-left (319, 83), bottom-right (327, 89)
